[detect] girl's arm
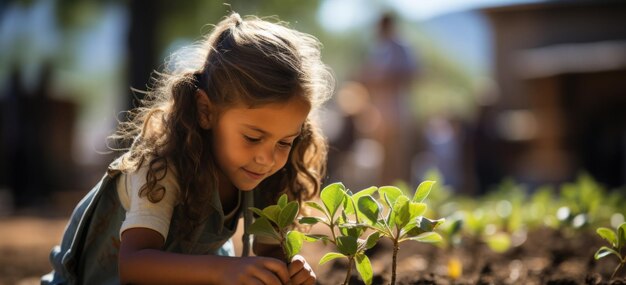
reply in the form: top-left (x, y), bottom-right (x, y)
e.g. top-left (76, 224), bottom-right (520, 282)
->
top-left (119, 228), bottom-right (290, 284)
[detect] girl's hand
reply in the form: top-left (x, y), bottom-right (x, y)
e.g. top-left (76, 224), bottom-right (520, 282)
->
top-left (222, 256), bottom-right (290, 285)
top-left (288, 255), bottom-right (316, 285)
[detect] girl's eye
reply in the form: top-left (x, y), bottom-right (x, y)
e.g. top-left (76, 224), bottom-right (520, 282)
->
top-left (278, 141), bottom-right (293, 149)
top-left (244, 135), bottom-right (261, 143)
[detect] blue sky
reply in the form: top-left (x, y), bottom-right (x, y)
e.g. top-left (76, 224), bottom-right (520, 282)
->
top-left (317, 0), bottom-right (545, 32)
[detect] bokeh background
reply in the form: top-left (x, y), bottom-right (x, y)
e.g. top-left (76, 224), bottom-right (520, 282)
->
top-left (1, 0), bottom-right (625, 283)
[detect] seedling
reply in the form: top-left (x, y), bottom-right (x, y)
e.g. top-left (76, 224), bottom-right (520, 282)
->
top-left (558, 173), bottom-right (605, 229)
top-left (248, 194), bottom-right (308, 261)
top-left (299, 183), bottom-right (380, 285)
top-left (358, 181), bottom-right (444, 285)
top-left (526, 186), bottom-right (557, 229)
top-left (594, 222), bottom-right (626, 279)
top-left (437, 215), bottom-right (464, 279)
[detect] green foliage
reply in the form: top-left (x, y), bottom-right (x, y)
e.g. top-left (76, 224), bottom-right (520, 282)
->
top-left (299, 183), bottom-right (377, 285)
top-left (526, 186), bottom-right (558, 228)
top-left (300, 181), bottom-right (445, 285)
top-left (438, 214), bottom-right (464, 249)
top-left (594, 222), bottom-right (626, 279)
top-left (558, 173), bottom-right (605, 229)
top-left (428, 172), bottom-right (625, 261)
top-left (248, 194), bottom-right (305, 260)
top-left (355, 181), bottom-right (444, 285)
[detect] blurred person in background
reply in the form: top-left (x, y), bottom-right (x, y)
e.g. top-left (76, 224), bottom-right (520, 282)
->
top-left (358, 12), bottom-right (420, 186)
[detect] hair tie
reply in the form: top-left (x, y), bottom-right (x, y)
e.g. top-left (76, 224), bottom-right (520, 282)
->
top-left (192, 73), bottom-right (201, 87)
top-left (192, 72), bottom-right (207, 92)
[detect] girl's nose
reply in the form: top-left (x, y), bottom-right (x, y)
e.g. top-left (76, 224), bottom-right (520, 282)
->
top-left (254, 145), bottom-right (275, 167)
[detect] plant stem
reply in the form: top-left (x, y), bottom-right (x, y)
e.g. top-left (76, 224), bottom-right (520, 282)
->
top-left (611, 261), bottom-right (624, 280)
top-left (343, 257), bottom-right (354, 285)
top-left (280, 236), bottom-right (289, 261)
top-left (391, 239), bottom-right (399, 285)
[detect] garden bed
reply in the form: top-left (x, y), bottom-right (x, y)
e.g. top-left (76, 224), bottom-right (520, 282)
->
top-left (1, 217), bottom-right (625, 285)
top-left (308, 227), bottom-right (625, 285)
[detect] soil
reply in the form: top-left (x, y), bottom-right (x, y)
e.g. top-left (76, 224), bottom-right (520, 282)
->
top-left (1, 216), bottom-right (625, 285)
top-left (305, 227), bottom-right (626, 285)
top-left (0, 216), bottom-right (68, 285)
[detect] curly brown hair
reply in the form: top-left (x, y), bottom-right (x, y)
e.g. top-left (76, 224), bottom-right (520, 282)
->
top-left (108, 13), bottom-right (334, 239)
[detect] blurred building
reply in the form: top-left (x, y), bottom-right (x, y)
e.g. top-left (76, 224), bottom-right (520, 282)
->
top-left (477, 0), bottom-right (626, 190)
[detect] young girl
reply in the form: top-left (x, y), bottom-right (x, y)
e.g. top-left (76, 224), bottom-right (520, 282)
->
top-left (42, 12), bottom-right (333, 285)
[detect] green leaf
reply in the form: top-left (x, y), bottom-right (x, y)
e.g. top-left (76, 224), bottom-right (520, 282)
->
top-left (249, 207), bottom-right (269, 219)
top-left (285, 230), bottom-right (304, 260)
top-left (319, 252), bottom-right (346, 265)
top-left (299, 216), bottom-right (323, 225)
top-left (337, 236), bottom-right (359, 255)
top-left (408, 232), bottom-right (442, 243)
top-left (338, 222), bottom-right (366, 238)
top-left (305, 234), bottom-right (330, 242)
top-left (618, 222), bottom-right (626, 248)
top-left (278, 201), bottom-right (299, 229)
top-left (404, 216), bottom-right (444, 238)
top-left (596, 227), bottom-right (617, 247)
top-left (262, 205), bottom-right (281, 224)
top-left (338, 222), bottom-right (370, 231)
top-left (321, 183), bottom-right (346, 220)
top-left (365, 232), bottom-right (380, 250)
top-left (384, 193), bottom-right (395, 226)
top-left (485, 232), bottom-right (511, 253)
top-left (404, 221), bottom-right (423, 237)
top-left (400, 218), bottom-right (418, 237)
top-left (248, 217), bottom-right (279, 241)
top-left (304, 201), bottom-right (326, 214)
top-left (379, 186), bottom-right (403, 207)
top-left (355, 253), bottom-right (373, 285)
top-left (408, 202), bottom-right (427, 219)
top-left (354, 186), bottom-right (379, 201)
top-left (393, 196), bottom-right (410, 229)
top-left (357, 195), bottom-right (380, 226)
top-left (449, 218), bottom-right (463, 236)
top-left (418, 217), bottom-right (445, 232)
top-left (342, 195), bottom-right (358, 221)
top-left (413, 180), bottom-right (435, 203)
top-left (594, 246), bottom-right (619, 260)
top-left (344, 187), bottom-right (378, 215)
top-left (277, 194), bottom-right (288, 209)
top-left (337, 214), bottom-right (348, 235)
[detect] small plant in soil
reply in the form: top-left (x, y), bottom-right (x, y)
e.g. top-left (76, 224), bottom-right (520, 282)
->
top-left (362, 181), bottom-right (444, 285)
top-left (299, 183), bottom-right (380, 285)
top-left (595, 222), bottom-right (626, 279)
top-left (438, 215), bottom-right (464, 279)
top-left (462, 207), bottom-right (512, 254)
top-left (557, 173), bottom-right (605, 230)
top-left (248, 194), bottom-right (309, 260)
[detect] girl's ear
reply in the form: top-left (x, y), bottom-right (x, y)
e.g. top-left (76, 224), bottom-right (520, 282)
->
top-left (195, 89), bottom-right (213, 129)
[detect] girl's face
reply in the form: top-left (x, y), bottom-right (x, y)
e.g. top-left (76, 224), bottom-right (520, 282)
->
top-left (211, 97), bottom-right (310, 191)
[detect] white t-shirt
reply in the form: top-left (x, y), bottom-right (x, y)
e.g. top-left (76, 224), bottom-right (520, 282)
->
top-left (116, 164), bottom-right (243, 241)
top-left (116, 165), bottom-right (180, 239)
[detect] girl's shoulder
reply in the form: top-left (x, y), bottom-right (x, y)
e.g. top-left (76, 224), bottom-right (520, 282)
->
top-left (112, 154), bottom-right (181, 200)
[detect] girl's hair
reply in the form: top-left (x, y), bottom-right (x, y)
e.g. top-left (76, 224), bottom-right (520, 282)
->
top-left (109, 13), bottom-right (334, 238)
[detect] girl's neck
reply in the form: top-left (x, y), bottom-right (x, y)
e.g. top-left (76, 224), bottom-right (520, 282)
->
top-left (217, 173), bottom-right (238, 214)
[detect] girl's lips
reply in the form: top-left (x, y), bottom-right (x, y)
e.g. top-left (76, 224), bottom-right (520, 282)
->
top-left (243, 168), bottom-right (265, 180)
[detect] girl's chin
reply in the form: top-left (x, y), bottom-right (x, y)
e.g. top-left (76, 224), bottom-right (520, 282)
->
top-left (236, 181), bottom-right (261, 191)
top-left (238, 186), bottom-right (257, 192)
